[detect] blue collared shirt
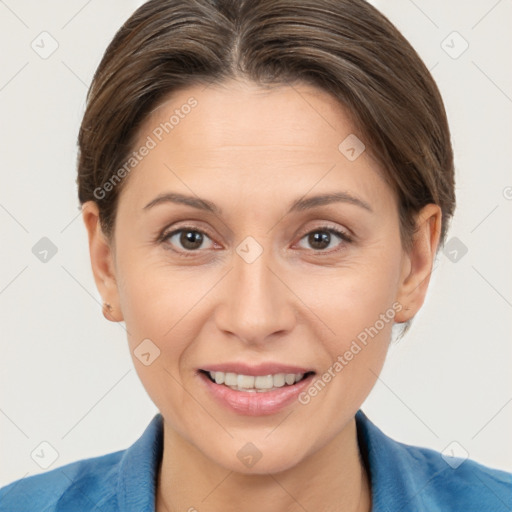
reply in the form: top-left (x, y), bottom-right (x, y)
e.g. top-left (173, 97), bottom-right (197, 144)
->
top-left (1, 410), bottom-right (511, 511)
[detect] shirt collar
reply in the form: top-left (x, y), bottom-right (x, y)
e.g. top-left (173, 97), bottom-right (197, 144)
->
top-left (355, 409), bottom-right (448, 512)
top-left (116, 413), bottom-right (164, 512)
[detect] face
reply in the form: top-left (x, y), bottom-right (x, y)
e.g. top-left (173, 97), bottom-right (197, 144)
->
top-left (84, 79), bottom-right (439, 474)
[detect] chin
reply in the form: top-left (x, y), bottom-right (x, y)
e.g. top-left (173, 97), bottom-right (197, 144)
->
top-left (226, 451), bottom-right (304, 476)
top-left (201, 435), bottom-right (312, 476)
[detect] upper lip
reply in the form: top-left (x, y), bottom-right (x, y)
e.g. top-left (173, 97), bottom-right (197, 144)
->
top-left (199, 362), bottom-right (315, 376)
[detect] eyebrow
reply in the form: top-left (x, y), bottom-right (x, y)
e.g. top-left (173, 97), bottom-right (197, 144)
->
top-left (289, 192), bottom-right (372, 213)
top-left (143, 191), bottom-right (372, 214)
top-left (143, 192), bottom-right (221, 214)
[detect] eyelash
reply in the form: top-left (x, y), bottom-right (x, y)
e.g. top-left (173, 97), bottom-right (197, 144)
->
top-left (157, 224), bottom-right (353, 257)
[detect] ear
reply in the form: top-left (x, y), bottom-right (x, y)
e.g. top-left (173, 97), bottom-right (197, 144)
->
top-left (81, 201), bottom-right (123, 322)
top-left (395, 203), bottom-right (442, 323)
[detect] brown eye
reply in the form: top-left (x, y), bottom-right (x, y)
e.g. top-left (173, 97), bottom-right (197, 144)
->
top-left (161, 228), bottom-right (214, 252)
top-left (308, 231), bottom-right (331, 250)
top-left (179, 230), bottom-right (204, 250)
top-left (297, 228), bottom-right (351, 252)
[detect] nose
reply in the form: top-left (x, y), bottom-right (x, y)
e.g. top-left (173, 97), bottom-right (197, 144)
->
top-left (214, 245), bottom-right (296, 346)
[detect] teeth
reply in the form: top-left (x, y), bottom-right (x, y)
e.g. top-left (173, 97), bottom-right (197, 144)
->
top-left (208, 371), bottom-right (306, 391)
top-left (224, 372), bottom-right (237, 386)
top-left (273, 373), bottom-right (285, 387)
top-left (255, 375), bottom-right (273, 389)
top-left (237, 374), bottom-right (255, 388)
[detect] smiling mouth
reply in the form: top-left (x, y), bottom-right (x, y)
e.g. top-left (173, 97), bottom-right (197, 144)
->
top-left (199, 369), bottom-right (316, 392)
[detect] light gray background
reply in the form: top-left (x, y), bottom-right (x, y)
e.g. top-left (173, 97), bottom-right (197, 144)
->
top-left (1, 0), bottom-right (511, 487)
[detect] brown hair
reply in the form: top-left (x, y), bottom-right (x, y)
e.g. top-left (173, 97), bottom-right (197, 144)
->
top-left (77, 0), bottom-right (455, 251)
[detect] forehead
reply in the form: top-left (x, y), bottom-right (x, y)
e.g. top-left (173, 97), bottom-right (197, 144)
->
top-left (120, 79), bottom-right (390, 209)
top-left (141, 79), bottom-right (360, 156)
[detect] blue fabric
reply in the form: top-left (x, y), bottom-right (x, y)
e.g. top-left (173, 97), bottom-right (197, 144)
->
top-left (1, 410), bottom-right (510, 511)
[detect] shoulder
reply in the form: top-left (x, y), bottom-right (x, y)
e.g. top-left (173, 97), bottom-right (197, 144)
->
top-left (399, 440), bottom-right (512, 510)
top-left (356, 410), bottom-right (512, 511)
top-left (0, 449), bottom-right (124, 512)
top-left (0, 413), bottom-right (163, 512)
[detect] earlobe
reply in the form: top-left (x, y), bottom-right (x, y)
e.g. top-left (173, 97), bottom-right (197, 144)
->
top-left (81, 201), bottom-right (123, 322)
top-left (395, 204), bottom-right (442, 324)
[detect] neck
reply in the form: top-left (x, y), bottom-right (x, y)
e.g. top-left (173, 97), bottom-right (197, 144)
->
top-left (156, 416), bottom-right (371, 512)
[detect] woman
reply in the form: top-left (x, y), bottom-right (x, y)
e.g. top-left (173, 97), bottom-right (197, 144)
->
top-left (1, 0), bottom-right (510, 510)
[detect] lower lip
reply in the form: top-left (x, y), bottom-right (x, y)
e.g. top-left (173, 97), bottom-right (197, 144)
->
top-left (198, 372), bottom-right (315, 416)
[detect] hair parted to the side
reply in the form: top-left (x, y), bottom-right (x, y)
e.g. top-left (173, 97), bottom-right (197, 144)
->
top-left (76, 0), bottom-right (456, 336)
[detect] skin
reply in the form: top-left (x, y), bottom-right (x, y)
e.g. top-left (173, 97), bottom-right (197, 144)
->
top-left (82, 78), bottom-right (441, 512)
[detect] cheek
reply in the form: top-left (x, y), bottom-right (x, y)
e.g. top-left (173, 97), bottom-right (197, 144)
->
top-left (116, 259), bottom-right (171, 354)
top-left (316, 250), bottom-right (402, 340)
top-left (310, 243), bottom-right (403, 388)
top-left (116, 252), bottom-right (214, 374)
top-left (115, 259), bottom-right (204, 418)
